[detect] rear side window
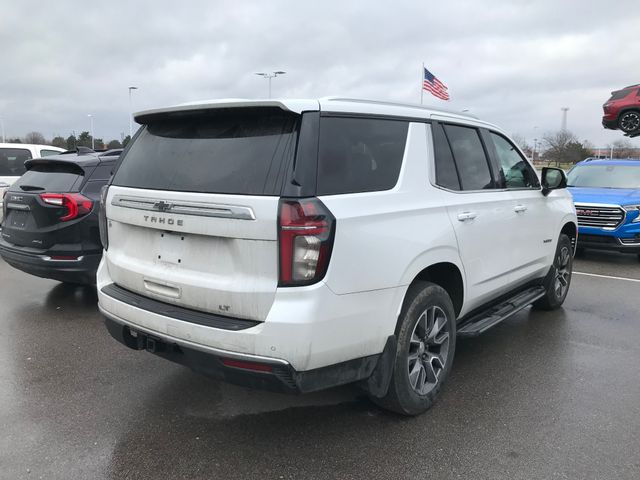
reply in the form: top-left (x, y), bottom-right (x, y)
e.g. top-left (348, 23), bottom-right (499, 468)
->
top-left (0, 148), bottom-right (32, 176)
top-left (317, 117), bottom-right (408, 195)
top-left (608, 90), bottom-right (632, 101)
top-left (112, 108), bottom-right (299, 195)
top-left (443, 125), bottom-right (494, 191)
top-left (13, 163), bottom-right (84, 192)
top-left (432, 123), bottom-right (460, 190)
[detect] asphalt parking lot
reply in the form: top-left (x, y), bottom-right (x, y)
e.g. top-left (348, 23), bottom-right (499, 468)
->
top-left (1, 252), bottom-right (639, 480)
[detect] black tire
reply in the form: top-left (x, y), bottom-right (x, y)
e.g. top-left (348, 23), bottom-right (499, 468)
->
top-left (618, 110), bottom-right (640, 133)
top-left (372, 281), bottom-right (456, 416)
top-left (533, 234), bottom-right (573, 310)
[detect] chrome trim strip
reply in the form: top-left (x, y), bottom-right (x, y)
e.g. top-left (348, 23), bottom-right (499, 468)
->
top-left (99, 304), bottom-right (289, 366)
top-left (6, 202), bottom-right (30, 211)
top-left (111, 195), bottom-right (256, 220)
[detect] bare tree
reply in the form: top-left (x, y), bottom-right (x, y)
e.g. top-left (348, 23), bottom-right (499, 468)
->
top-left (24, 131), bottom-right (47, 144)
top-left (542, 130), bottom-right (591, 166)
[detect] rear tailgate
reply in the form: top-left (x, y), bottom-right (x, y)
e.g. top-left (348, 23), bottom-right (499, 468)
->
top-left (2, 162), bottom-right (88, 248)
top-left (104, 106), bottom-right (302, 322)
top-left (104, 188), bottom-right (279, 321)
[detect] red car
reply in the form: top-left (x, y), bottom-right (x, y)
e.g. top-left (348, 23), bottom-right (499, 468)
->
top-left (602, 84), bottom-right (640, 134)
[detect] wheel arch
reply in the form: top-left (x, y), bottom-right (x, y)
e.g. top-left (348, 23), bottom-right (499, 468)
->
top-left (399, 262), bottom-right (465, 325)
top-left (561, 220), bottom-right (578, 254)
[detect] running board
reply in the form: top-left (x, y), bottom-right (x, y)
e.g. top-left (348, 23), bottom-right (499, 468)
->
top-left (457, 286), bottom-right (546, 338)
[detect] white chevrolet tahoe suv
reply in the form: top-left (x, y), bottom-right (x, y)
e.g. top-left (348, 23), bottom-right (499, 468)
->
top-left (97, 98), bottom-right (577, 415)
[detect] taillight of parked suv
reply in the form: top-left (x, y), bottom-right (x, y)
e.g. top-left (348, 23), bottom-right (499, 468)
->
top-left (278, 198), bottom-right (335, 287)
top-left (40, 193), bottom-right (93, 222)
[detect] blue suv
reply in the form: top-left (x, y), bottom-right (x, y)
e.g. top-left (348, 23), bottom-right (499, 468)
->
top-left (567, 159), bottom-right (640, 259)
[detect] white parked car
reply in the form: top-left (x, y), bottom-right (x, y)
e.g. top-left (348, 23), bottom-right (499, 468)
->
top-left (0, 143), bottom-right (65, 223)
top-left (97, 98), bottom-right (577, 415)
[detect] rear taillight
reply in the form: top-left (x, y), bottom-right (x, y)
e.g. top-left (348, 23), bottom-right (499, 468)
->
top-left (99, 185), bottom-right (109, 250)
top-left (278, 198), bottom-right (335, 287)
top-left (40, 193), bottom-right (93, 222)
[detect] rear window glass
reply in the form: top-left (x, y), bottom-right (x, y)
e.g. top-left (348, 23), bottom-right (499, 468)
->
top-left (317, 117), bottom-right (408, 195)
top-left (112, 108), bottom-right (299, 195)
top-left (40, 149), bottom-right (62, 157)
top-left (0, 148), bottom-right (32, 176)
top-left (608, 90), bottom-right (632, 101)
top-left (14, 164), bottom-right (83, 192)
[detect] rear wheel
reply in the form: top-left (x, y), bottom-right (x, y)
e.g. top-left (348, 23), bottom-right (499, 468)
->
top-left (372, 282), bottom-right (456, 416)
top-left (618, 110), bottom-right (640, 133)
top-left (533, 234), bottom-right (573, 310)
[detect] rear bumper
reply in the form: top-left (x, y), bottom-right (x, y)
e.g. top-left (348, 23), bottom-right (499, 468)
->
top-left (102, 308), bottom-right (384, 394)
top-left (0, 239), bottom-right (101, 284)
top-left (97, 253), bottom-right (403, 391)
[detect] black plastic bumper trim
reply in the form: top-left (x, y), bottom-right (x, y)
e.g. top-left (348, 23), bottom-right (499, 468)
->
top-left (101, 283), bottom-right (261, 331)
top-left (104, 315), bottom-right (384, 394)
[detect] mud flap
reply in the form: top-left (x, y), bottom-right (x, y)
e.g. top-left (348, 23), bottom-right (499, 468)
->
top-left (363, 335), bottom-right (397, 398)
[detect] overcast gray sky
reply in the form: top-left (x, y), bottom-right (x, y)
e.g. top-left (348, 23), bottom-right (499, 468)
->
top-left (1, 0), bottom-right (638, 148)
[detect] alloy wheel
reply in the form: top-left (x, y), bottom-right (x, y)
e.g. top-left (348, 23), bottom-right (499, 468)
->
top-left (554, 246), bottom-right (571, 299)
top-left (620, 112), bottom-right (640, 133)
top-left (407, 306), bottom-right (450, 395)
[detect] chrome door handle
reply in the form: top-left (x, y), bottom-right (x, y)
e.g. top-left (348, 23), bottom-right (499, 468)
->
top-left (457, 212), bottom-right (477, 221)
top-left (514, 205), bottom-right (527, 213)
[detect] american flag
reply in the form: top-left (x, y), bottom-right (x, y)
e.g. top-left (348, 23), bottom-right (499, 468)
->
top-left (423, 67), bottom-right (450, 101)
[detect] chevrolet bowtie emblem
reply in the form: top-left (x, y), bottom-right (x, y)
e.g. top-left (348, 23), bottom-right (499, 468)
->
top-left (153, 201), bottom-right (173, 212)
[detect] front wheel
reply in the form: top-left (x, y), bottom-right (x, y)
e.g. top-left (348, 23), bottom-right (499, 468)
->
top-left (371, 282), bottom-right (456, 416)
top-left (533, 234), bottom-right (573, 310)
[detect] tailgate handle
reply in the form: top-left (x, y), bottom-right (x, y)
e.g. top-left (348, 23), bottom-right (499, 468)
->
top-left (143, 280), bottom-right (181, 299)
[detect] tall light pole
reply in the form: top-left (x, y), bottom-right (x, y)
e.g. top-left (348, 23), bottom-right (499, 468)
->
top-left (128, 86), bottom-right (138, 137)
top-left (254, 71), bottom-right (286, 98)
top-left (87, 114), bottom-right (94, 150)
top-left (561, 107), bottom-right (569, 131)
top-left (532, 126), bottom-right (538, 162)
top-left (0, 118), bottom-right (5, 143)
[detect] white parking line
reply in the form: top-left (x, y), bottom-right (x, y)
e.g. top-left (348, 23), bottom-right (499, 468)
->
top-left (574, 271), bottom-right (640, 283)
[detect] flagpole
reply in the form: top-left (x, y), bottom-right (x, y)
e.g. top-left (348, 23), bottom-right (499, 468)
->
top-left (420, 62), bottom-right (424, 105)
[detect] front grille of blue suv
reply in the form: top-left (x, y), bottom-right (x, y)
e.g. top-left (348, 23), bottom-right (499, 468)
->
top-left (567, 158), bottom-right (640, 258)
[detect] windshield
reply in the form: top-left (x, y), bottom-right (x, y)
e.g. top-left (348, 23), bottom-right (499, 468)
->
top-left (567, 164), bottom-right (640, 189)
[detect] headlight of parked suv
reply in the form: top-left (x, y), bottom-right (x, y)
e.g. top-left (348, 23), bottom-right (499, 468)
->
top-left (623, 205), bottom-right (640, 223)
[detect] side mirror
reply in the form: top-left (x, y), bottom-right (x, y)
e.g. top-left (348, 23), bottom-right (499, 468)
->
top-left (541, 167), bottom-right (567, 196)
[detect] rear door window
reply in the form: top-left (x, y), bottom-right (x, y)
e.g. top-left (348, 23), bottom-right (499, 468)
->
top-left (443, 124), bottom-right (494, 191)
top-left (13, 164), bottom-right (84, 192)
top-left (317, 117), bottom-right (408, 195)
top-left (112, 108), bottom-right (299, 195)
top-left (0, 148), bottom-right (32, 176)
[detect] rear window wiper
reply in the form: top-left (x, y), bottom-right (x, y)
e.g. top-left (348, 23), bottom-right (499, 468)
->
top-left (19, 185), bottom-right (45, 191)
